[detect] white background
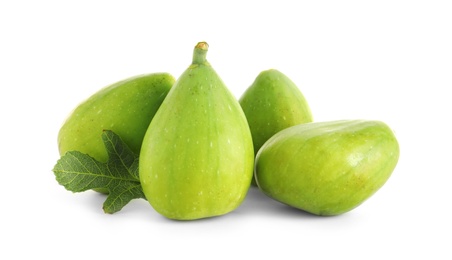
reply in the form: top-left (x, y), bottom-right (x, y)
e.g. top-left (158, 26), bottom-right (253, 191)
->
top-left (1, 0), bottom-right (451, 259)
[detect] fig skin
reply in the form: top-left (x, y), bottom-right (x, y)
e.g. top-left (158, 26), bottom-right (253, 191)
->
top-left (139, 42), bottom-right (254, 220)
top-left (239, 69), bottom-right (313, 152)
top-left (239, 69), bottom-right (313, 184)
top-left (255, 120), bottom-right (399, 216)
top-left (58, 73), bottom-right (175, 163)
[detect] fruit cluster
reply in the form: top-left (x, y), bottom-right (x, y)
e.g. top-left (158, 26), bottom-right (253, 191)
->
top-left (55, 42), bottom-right (399, 220)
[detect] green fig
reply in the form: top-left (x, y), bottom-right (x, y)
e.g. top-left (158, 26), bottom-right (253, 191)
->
top-left (255, 120), bottom-right (399, 216)
top-left (239, 69), bottom-right (313, 184)
top-left (139, 42), bottom-right (254, 220)
top-left (58, 72), bottom-right (174, 163)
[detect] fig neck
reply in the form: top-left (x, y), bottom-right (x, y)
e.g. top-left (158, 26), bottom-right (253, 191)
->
top-left (192, 42), bottom-right (210, 66)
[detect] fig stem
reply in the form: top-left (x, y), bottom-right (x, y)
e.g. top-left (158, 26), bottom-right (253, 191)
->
top-left (192, 42), bottom-right (209, 65)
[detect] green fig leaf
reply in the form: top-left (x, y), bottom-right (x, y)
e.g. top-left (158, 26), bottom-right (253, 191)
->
top-left (53, 130), bottom-right (145, 214)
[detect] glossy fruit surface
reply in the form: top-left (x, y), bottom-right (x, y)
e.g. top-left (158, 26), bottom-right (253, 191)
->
top-left (239, 69), bottom-right (313, 154)
top-left (139, 42), bottom-right (254, 220)
top-left (58, 73), bottom-right (175, 162)
top-left (255, 120), bottom-right (399, 216)
top-left (239, 69), bottom-right (313, 184)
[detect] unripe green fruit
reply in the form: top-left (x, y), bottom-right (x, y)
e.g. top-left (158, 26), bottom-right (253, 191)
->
top-left (139, 42), bottom-right (254, 220)
top-left (255, 120), bottom-right (399, 216)
top-left (58, 72), bottom-right (175, 186)
top-left (239, 69), bottom-right (313, 184)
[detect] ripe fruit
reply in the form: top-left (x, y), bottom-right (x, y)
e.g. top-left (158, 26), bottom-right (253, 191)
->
top-left (239, 69), bottom-right (313, 184)
top-left (139, 42), bottom-right (254, 220)
top-left (255, 120), bottom-right (399, 216)
top-left (58, 73), bottom-right (174, 193)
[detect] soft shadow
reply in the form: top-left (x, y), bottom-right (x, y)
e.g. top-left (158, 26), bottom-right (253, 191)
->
top-left (83, 187), bottom-right (347, 221)
top-left (82, 191), bottom-right (108, 213)
top-left (234, 186), bottom-right (341, 220)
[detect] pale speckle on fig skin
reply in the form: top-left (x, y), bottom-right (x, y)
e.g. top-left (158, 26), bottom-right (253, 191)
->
top-left (347, 152), bottom-right (365, 168)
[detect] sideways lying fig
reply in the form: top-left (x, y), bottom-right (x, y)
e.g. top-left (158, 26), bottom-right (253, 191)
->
top-left (254, 120), bottom-right (400, 216)
top-left (58, 73), bottom-right (175, 193)
top-left (58, 73), bottom-right (175, 162)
